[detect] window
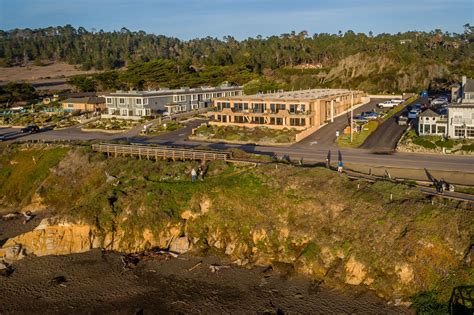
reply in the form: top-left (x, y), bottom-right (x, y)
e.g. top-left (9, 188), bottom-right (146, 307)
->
top-left (180, 95), bottom-right (186, 102)
top-left (419, 124), bottom-right (423, 133)
top-left (424, 124), bottom-right (431, 133)
top-left (106, 98), bottom-right (112, 104)
top-left (234, 103), bottom-right (243, 112)
top-left (234, 116), bottom-right (246, 123)
top-left (136, 98), bottom-right (142, 105)
top-left (68, 103), bottom-right (74, 108)
top-left (437, 126), bottom-right (446, 134)
top-left (191, 94), bottom-right (198, 101)
top-left (143, 98), bottom-right (148, 105)
top-left (290, 118), bottom-right (306, 126)
top-left (454, 126), bottom-right (465, 137)
top-left (119, 98), bottom-right (125, 104)
top-left (251, 117), bottom-right (265, 124)
top-left (431, 125), bottom-right (436, 134)
top-left (467, 126), bottom-right (474, 138)
top-left (173, 95), bottom-right (178, 102)
top-left (205, 94), bottom-right (211, 99)
top-left (289, 104), bottom-right (297, 114)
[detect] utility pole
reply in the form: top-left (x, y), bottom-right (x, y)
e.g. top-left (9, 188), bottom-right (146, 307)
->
top-left (331, 100), bottom-right (334, 123)
top-left (350, 91), bottom-right (354, 143)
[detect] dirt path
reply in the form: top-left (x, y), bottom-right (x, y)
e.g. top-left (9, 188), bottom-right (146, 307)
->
top-left (0, 249), bottom-right (411, 314)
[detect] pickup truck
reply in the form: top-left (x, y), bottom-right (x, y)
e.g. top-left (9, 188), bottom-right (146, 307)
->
top-left (377, 101), bottom-right (398, 109)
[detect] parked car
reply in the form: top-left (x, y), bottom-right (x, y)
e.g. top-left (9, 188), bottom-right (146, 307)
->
top-left (391, 99), bottom-right (404, 104)
top-left (0, 135), bottom-right (5, 141)
top-left (431, 98), bottom-right (447, 106)
top-left (361, 111), bottom-right (381, 120)
top-left (412, 103), bottom-right (422, 110)
top-left (407, 110), bottom-right (420, 119)
top-left (397, 115), bottom-right (408, 126)
top-left (20, 125), bottom-right (40, 134)
top-left (353, 115), bottom-right (369, 123)
top-left (377, 101), bottom-right (398, 108)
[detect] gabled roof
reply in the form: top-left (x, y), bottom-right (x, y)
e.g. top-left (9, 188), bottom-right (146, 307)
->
top-left (464, 78), bottom-right (474, 93)
top-left (419, 109), bottom-right (439, 117)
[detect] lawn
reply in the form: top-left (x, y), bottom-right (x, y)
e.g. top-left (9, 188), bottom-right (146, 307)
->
top-left (337, 120), bottom-right (379, 148)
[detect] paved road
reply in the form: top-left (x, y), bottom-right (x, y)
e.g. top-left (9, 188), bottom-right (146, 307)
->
top-left (295, 98), bottom-right (385, 147)
top-left (361, 97), bottom-right (426, 151)
top-left (4, 106), bottom-right (474, 174)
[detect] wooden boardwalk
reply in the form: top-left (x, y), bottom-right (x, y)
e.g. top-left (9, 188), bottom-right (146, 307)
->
top-left (91, 143), bottom-right (230, 162)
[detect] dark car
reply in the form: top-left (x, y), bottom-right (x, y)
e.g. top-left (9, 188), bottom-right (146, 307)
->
top-left (361, 111), bottom-right (381, 120)
top-left (353, 115), bottom-right (369, 123)
top-left (20, 125), bottom-right (40, 134)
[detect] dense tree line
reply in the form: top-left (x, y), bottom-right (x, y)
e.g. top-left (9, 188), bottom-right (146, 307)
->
top-left (1, 24), bottom-right (473, 93)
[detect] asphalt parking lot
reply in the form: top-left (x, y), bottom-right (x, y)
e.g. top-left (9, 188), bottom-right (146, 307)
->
top-left (293, 98), bottom-right (387, 148)
top-left (361, 97), bottom-right (426, 151)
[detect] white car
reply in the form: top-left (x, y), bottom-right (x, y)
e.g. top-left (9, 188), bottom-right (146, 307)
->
top-left (431, 99), bottom-right (447, 106)
top-left (391, 99), bottom-right (404, 104)
top-left (407, 109), bottom-right (420, 119)
top-left (377, 101), bottom-right (398, 108)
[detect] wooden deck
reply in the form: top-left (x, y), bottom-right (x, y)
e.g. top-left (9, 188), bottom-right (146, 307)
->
top-left (91, 143), bottom-right (230, 161)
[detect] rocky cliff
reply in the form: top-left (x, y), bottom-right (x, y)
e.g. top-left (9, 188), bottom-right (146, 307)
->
top-left (0, 146), bottom-right (472, 306)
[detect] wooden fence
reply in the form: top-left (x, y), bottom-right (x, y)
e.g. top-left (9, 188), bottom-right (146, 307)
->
top-left (91, 143), bottom-right (230, 161)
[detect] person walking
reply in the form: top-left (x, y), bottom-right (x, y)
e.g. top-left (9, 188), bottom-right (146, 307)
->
top-left (198, 167), bottom-right (204, 181)
top-left (191, 168), bottom-right (197, 182)
top-left (337, 160), bottom-right (343, 173)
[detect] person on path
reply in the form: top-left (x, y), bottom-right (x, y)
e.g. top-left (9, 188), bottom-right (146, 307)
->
top-left (337, 160), bottom-right (343, 173)
top-left (198, 167), bottom-right (204, 181)
top-left (191, 168), bottom-right (197, 182)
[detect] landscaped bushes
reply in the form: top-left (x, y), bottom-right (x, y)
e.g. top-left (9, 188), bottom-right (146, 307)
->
top-left (461, 143), bottom-right (474, 152)
top-left (399, 129), bottom-right (473, 153)
top-left (434, 139), bottom-right (454, 149)
top-left (413, 137), bottom-right (437, 149)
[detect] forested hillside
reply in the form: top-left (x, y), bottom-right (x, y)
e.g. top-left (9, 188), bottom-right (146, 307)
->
top-left (1, 24), bottom-right (473, 93)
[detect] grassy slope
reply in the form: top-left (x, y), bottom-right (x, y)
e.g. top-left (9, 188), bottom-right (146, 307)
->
top-left (0, 146), bottom-right (472, 304)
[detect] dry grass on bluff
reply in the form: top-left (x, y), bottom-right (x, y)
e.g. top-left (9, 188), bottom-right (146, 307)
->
top-left (0, 146), bottom-right (472, 303)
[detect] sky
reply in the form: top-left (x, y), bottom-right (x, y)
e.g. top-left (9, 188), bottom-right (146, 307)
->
top-left (0, 0), bottom-right (473, 39)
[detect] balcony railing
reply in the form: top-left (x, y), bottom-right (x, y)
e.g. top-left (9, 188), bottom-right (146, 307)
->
top-left (452, 118), bottom-right (474, 125)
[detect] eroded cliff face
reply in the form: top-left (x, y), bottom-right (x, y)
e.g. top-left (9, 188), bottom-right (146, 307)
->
top-left (1, 193), bottom-right (471, 305)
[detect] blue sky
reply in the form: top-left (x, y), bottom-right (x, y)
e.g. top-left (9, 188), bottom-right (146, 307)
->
top-left (0, 0), bottom-right (472, 39)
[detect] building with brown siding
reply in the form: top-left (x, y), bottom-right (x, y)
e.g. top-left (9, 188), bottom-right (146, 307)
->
top-left (61, 97), bottom-right (106, 112)
top-left (210, 89), bottom-right (365, 131)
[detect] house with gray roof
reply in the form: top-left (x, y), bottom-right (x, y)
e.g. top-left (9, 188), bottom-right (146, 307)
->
top-left (418, 109), bottom-right (448, 136)
top-left (447, 76), bottom-right (474, 139)
top-left (101, 83), bottom-right (243, 119)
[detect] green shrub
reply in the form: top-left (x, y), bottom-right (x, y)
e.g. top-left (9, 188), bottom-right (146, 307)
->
top-left (461, 143), bottom-right (474, 152)
top-left (413, 137), bottom-right (437, 149)
top-left (435, 139), bottom-right (454, 149)
top-left (410, 291), bottom-right (448, 315)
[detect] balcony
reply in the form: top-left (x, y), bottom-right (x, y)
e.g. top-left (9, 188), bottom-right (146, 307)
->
top-left (452, 117), bottom-right (474, 125)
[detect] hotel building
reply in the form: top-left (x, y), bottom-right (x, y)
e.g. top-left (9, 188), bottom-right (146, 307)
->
top-left (210, 89), bottom-right (365, 130)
